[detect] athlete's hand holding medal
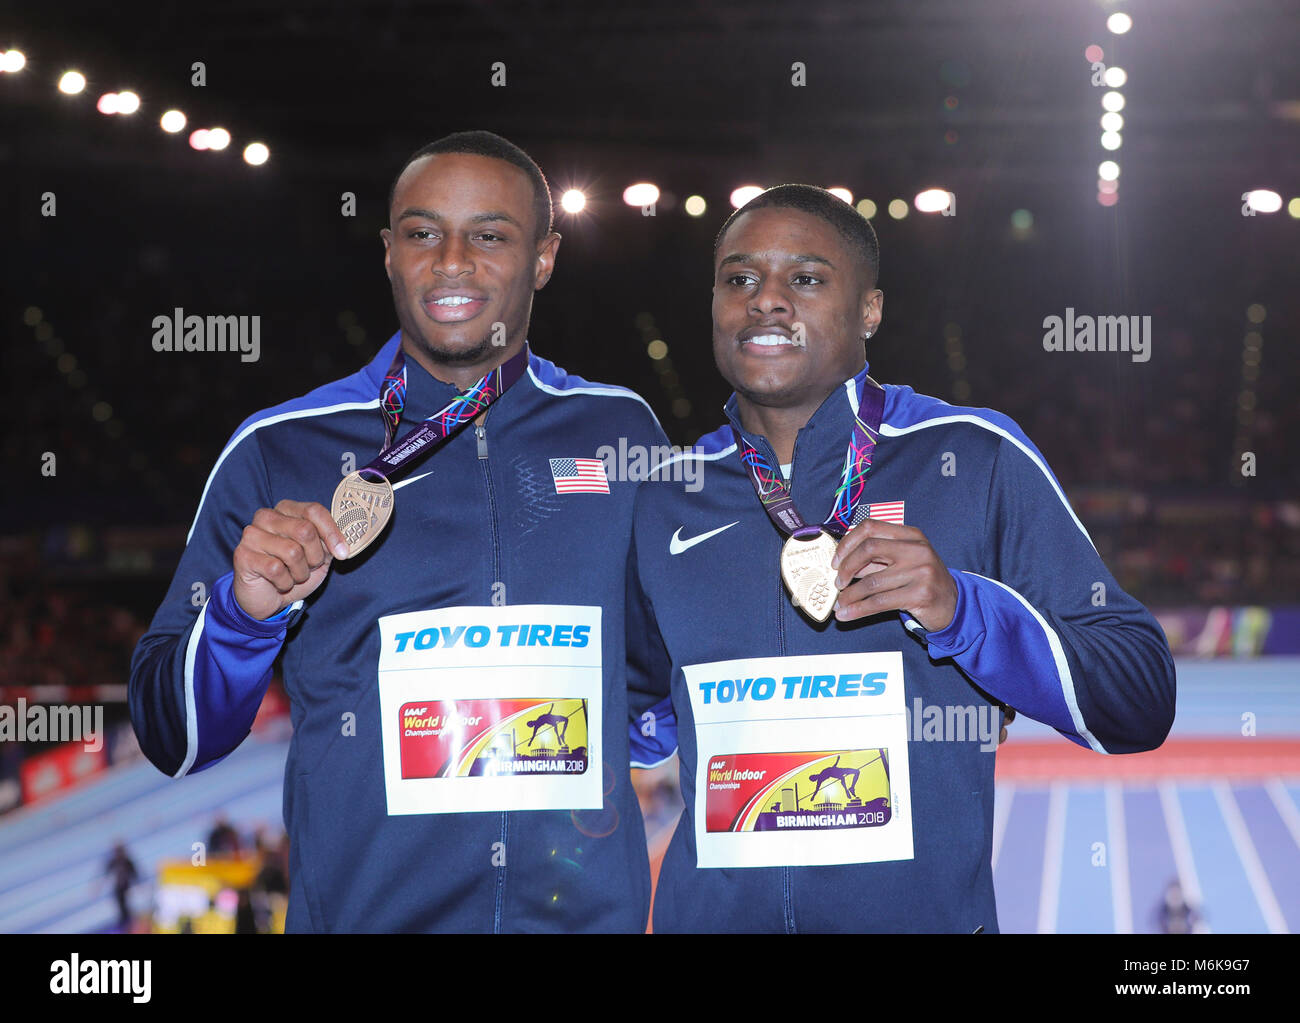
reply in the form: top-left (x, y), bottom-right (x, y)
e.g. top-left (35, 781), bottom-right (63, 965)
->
top-left (830, 518), bottom-right (959, 632)
top-left (233, 500), bottom-right (351, 621)
top-left (232, 344), bottom-right (528, 620)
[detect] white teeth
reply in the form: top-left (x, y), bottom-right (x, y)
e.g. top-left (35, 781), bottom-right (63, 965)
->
top-left (433, 296), bottom-right (474, 306)
top-left (745, 334), bottom-right (793, 347)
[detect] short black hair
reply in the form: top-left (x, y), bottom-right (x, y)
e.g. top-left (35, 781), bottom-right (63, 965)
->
top-left (387, 130), bottom-right (554, 242)
top-left (714, 184), bottom-right (880, 287)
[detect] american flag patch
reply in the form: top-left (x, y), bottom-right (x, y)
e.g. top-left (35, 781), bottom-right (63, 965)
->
top-left (850, 500), bottom-right (906, 526)
top-left (549, 457), bottom-right (610, 495)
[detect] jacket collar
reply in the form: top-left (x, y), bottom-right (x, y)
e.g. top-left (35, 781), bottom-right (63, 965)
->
top-left (722, 361), bottom-right (873, 465)
top-left (363, 330), bottom-right (535, 424)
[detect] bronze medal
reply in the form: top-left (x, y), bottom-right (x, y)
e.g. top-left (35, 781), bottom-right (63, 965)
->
top-left (734, 379), bottom-right (884, 625)
top-left (331, 471), bottom-right (394, 557)
top-left (779, 530), bottom-right (839, 623)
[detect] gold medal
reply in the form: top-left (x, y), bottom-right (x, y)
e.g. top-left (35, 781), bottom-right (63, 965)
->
top-left (779, 530), bottom-right (839, 622)
top-left (330, 471), bottom-right (394, 557)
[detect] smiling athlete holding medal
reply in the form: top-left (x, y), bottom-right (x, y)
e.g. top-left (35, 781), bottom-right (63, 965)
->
top-left (626, 184), bottom-right (1176, 933)
top-left (131, 132), bottom-right (670, 933)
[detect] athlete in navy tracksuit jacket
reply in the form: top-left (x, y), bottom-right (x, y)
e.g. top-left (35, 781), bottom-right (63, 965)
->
top-left (626, 186), bottom-right (1176, 933)
top-left (130, 331), bottom-right (667, 932)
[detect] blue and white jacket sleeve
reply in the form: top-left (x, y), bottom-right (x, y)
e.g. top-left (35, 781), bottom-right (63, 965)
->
top-left (128, 429), bottom-right (295, 777)
top-left (913, 434), bottom-right (1176, 754)
top-left (625, 509), bottom-right (677, 769)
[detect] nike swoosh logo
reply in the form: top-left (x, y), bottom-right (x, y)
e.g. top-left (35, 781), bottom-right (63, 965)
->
top-left (392, 471), bottom-right (434, 492)
top-left (669, 521), bottom-right (739, 555)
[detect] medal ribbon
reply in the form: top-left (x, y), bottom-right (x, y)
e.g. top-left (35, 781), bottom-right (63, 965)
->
top-left (732, 377), bottom-right (885, 539)
top-left (360, 343), bottom-right (530, 479)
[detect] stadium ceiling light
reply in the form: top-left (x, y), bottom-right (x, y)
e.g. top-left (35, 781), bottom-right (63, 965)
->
top-left (913, 188), bottom-right (952, 213)
top-left (1244, 189), bottom-right (1282, 214)
top-left (622, 183), bottom-right (659, 207)
top-left (58, 70), bottom-right (86, 94)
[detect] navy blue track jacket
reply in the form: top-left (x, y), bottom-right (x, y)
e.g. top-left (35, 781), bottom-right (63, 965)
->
top-left (130, 332), bottom-right (667, 932)
top-left (627, 364), bottom-right (1176, 933)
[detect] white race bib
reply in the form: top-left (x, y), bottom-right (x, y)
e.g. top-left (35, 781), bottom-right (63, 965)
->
top-left (684, 651), bottom-right (913, 869)
top-left (377, 605), bottom-right (602, 815)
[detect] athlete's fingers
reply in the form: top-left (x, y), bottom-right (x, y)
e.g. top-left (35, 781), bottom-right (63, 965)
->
top-left (248, 503), bottom-right (343, 564)
top-left (258, 508), bottom-right (331, 570)
top-left (831, 518), bottom-right (925, 572)
top-left (834, 536), bottom-right (922, 590)
top-left (999, 705), bottom-right (1017, 745)
top-left (266, 531), bottom-right (321, 586)
top-left (835, 581), bottom-right (934, 624)
top-left (273, 499), bottom-right (351, 560)
top-left (835, 557), bottom-right (957, 630)
top-left (250, 505), bottom-right (323, 559)
top-left (239, 524), bottom-right (317, 587)
top-left (234, 528), bottom-right (307, 594)
top-left (833, 567), bottom-right (916, 620)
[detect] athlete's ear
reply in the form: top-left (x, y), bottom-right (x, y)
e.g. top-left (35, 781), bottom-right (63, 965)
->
top-left (861, 286), bottom-right (884, 340)
top-left (381, 227), bottom-right (393, 282)
top-left (534, 231), bottom-right (561, 290)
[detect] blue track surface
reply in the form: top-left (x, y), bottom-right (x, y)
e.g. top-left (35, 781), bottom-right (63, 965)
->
top-left (991, 658), bottom-right (1300, 933)
top-left (992, 780), bottom-right (1300, 933)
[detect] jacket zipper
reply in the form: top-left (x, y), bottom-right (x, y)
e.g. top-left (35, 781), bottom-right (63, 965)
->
top-left (477, 412), bottom-right (509, 933)
top-left (475, 416), bottom-right (499, 585)
top-left (774, 435), bottom-right (797, 935)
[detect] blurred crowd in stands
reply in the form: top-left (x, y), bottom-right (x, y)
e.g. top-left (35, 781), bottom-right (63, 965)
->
top-left (0, 575), bottom-right (146, 689)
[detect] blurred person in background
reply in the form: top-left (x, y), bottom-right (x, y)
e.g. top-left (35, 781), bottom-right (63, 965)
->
top-left (206, 813), bottom-right (242, 856)
top-left (105, 840), bottom-right (139, 931)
